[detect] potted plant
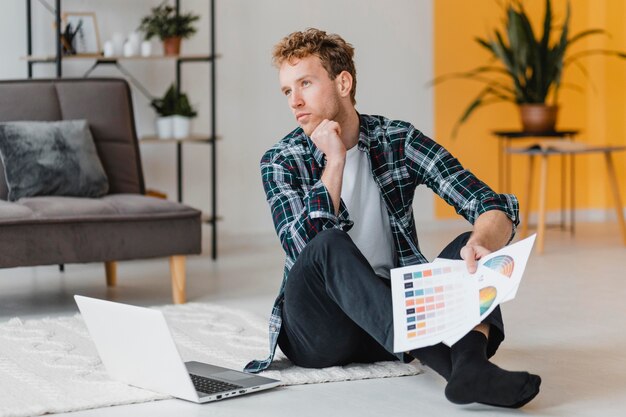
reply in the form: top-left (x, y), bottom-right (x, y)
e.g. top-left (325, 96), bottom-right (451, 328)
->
top-left (151, 84), bottom-right (198, 139)
top-left (433, 0), bottom-right (626, 135)
top-left (138, 1), bottom-right (200, 56)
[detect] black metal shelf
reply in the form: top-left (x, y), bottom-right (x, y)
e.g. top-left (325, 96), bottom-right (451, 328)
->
top-left (25, 0), bottom-right (219, 260)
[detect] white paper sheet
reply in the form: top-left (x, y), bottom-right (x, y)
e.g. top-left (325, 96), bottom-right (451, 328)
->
top-left (391, 234), bottom-right (536, 352)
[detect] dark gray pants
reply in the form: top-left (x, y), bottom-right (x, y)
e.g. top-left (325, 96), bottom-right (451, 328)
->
top-left (278, 229), bottom-right (504, 377)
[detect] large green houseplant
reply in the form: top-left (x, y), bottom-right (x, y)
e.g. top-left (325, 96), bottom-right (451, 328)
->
top-left (434, 0), bottom-right (626, 136)
top-left (138, 1), bottom-right (200, 56)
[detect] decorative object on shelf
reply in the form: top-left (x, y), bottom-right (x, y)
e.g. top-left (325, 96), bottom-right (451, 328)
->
top-left (111, 32), bottom-right (125, 56)
top-left (62, 12), bottom-right (101, 55)
top-left (151, 84), bottom-right (198, 139)
top-left (432, 0), bottom-right (626, 136)
top-left (60, 21), bottom-right (80, 55)
top-left (123, 41), bottom-right (134, 57)
top-left (141, 40), bottom-right (153, 57)
top-left (123, 31), bottom-right (142, 57)
top-left (138, 1), bottom-right (200, 56)
top-left (102, 40), bottom-right (115, 57)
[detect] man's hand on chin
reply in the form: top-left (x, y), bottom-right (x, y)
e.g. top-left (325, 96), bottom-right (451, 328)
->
top-left (310, 119), bottom-right (346, 162)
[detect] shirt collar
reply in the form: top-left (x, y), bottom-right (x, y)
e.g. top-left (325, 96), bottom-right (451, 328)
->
top-left (357, 112), bottom-right (373, 152)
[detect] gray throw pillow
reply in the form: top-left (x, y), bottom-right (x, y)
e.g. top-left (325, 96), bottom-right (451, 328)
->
top-left (0, 120), bottom-right (109, 201)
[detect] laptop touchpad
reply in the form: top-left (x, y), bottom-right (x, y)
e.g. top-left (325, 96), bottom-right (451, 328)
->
top-left (213, 370), bottom-right (256, 382)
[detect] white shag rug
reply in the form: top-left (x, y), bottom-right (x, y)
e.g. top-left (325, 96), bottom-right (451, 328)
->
top-left (0, 302), bottom-right (421, 417)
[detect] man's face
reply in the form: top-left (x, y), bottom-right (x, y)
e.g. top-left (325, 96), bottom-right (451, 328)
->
top-left (279, 55), bottom-right (342, 136)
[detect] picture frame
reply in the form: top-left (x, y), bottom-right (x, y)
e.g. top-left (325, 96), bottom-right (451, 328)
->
top-left (62, 12), bottom-right (101, 55)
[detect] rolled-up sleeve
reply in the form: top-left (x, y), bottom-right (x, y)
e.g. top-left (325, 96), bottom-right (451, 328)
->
top-left (261, 154), bottom-right (342, 261)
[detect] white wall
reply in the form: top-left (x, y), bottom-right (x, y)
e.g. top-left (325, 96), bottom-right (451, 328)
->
top-left (0, 0), bottom-right (434, 239)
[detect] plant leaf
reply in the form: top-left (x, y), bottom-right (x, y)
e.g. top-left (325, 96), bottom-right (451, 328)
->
top-left (451, 85), bottom-right (511, 138)
top-left (568, 28), bottom-right (607, 46)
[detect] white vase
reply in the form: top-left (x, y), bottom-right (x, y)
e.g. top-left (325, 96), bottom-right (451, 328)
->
top-left (123, 41), bottom-right (134, 57)
top-left (128, 31), bottom-right (141, 55)
top-left (156, 116), bottom-right (174, 139)
top-left (103, 41), bottom-right (115, 57)
top-left (111, 32), bottom-right (125, 56)
top-left (141, 40), bottom-right (152, 57)
top-left (172, 116), bottom-right (191, 139)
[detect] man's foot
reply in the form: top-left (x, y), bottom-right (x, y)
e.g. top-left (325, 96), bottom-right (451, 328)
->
top-left (444, 331), bottom-right (541, 408)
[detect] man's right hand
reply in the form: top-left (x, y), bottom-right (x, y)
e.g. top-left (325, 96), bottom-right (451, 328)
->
top-left (310, 119), bottom-right (346, 163)
top-left (311, 119), bottom-right (345, 215)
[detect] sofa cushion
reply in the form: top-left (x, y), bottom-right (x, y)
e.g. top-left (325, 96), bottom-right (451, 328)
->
top-left (0, 200), bottom-right (34, 221)
top-left (0, 120), bottom-right (109, 201)
top-left (0, 194), bottom-right (199, 225)
top-left (0, 195), bottom-right (202, 267)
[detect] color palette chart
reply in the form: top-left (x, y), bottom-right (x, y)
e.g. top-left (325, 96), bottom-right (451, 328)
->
top-left (398, 263), bottom-right (475, 349)
top-left (391, 234), bottom-right (536, 352)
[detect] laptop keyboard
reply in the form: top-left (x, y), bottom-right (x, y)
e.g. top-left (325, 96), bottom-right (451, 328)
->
top-left (189, 373), bottom-right (244, 395)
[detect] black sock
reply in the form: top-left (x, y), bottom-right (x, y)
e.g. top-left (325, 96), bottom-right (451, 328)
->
top-left (409, 343), bottom-right (453, 380)
top-left (444, 331), bottom-right (541, 408)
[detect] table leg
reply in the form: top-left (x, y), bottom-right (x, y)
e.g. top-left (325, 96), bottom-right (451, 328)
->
top-left (570, 154), bottom-right (575, 235)
top-left (604, 152), bottom-right (626, 245)
top-left (498, 138), bottom-right (504, 192)
top-left (521, 154), bottom-right (535, 238)
top-left (537, 155), bottom-right (549, 254)
top-left (505, 138), bottom-right (511, 193)
top-left (560, 154), bottom-right (566, 230)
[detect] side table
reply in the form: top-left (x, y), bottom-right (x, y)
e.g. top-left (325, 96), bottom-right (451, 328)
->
top-left (493, 130), bottom-right (578, 189)
top-left (507, 142), bottom-right (626, 254)
top-left (493, 130), bottom-right (579, 232)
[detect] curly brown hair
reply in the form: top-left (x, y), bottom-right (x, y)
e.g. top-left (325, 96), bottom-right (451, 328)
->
top-left (272, 28), bottom-right (357, 105)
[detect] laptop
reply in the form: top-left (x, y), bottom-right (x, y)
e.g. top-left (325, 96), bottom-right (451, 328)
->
top-left (74, 295), bottom-right (280, 403)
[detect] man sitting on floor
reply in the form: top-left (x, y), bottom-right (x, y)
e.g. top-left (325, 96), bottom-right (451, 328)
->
top-left (245, 28), bottom-right (541, 408)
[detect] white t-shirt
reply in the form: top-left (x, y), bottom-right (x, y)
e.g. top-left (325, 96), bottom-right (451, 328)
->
top-left (340, 146), bottom-right (395, 278)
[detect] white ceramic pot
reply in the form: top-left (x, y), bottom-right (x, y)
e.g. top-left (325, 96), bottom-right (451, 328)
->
top-left (123, 41), bottom-right (134, 57)
top-left (156, 116), bottom-right (174, 139)
top-left (103, 41), bottom-right (115, 57)
top-left (141, 40), bottom-right (152, 57)
top-left (111, 32), bottom-right (125, 56)
top-left (172, 116), bottom-right (191, 139)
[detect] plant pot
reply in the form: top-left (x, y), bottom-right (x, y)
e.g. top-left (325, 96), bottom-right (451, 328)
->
top-left (519, 104), bottom-right (558, 133)
top-left (156, 116), bottom-right (174, 139)
top-left (172, 115), bottom-right (192, 139)
top-left (163, 36), bottom-right (182, 56)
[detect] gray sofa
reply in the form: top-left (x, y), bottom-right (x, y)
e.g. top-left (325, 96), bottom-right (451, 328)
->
top-left (0, 78), bottom-right (201, 304)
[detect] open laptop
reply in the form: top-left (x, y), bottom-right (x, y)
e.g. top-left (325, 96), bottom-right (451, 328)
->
top-left (74, 295), bottom-right (280, 403)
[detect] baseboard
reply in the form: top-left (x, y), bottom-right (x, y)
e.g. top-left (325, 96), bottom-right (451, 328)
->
top-left (422, 208), bottom-right (624, 231)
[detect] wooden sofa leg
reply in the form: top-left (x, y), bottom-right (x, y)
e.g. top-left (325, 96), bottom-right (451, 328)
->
top-left (104, 261), bottom-right (117, 287)
top-left (169, 256), bottom-right (186, 304)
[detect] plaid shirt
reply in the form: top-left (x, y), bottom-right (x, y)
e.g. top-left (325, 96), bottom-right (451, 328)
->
top-left (244, 113), bottom-right (519, 373)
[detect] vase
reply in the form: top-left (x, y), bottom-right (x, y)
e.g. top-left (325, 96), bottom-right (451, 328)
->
top-left (172, 116), bottom-right (191, 139)
top-left (156, 116), bottom-right (174, 139)
top-left (519, 104), bottom-right (558, 133)
top-left (163, 37), bottom-right (182, 56)
top-left (141, 40), bottom-right (152, 57)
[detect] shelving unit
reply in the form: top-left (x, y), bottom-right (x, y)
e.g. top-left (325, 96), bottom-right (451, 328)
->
top-left (24, 0), bottom-right (219, 259)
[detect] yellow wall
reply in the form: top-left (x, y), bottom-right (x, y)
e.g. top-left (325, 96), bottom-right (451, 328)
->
top-left (434, 0), bottom-right (626, 220)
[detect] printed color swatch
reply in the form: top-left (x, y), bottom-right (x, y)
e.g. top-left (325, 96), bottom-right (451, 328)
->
top-left (479, 286), bottom-right (497, 315)
top-left (483, 255), bottom-right (515, 278)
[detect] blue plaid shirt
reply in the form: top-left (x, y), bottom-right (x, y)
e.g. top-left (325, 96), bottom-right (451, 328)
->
top-left (244, 114), bottom-right (519, 373)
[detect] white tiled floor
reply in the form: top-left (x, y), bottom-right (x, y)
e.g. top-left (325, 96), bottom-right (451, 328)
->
top-left (1, 222), bottom-right (625, 417)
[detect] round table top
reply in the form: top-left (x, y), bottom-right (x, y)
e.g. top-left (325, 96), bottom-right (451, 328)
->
top-left (492, 130), bottom-right (579, 138)
top-left (506, 143), bottom-right (626, 155)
